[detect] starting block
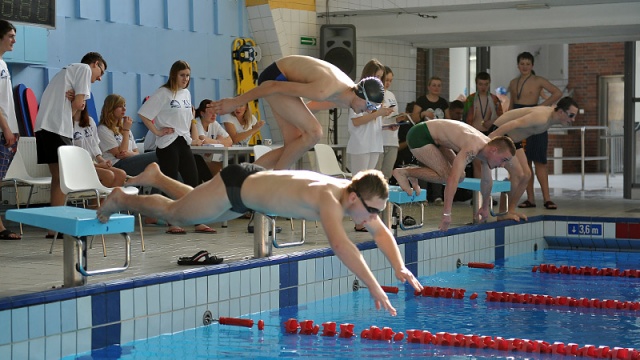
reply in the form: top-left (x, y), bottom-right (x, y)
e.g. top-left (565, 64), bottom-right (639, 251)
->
top-left (456, 178), bottom-right (511, 223)
top-left (253, 213), bottom-right (306, 258)
top-left (384, 185), bottom-right (427, 236)
top-left (6, 206), bottom-right (135, 287)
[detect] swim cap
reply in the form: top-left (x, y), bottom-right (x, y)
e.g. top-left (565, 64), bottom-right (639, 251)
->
top-left (496, 86), bottom-right (507, 95)
top-left (355, 77), bottom-right (385, 104)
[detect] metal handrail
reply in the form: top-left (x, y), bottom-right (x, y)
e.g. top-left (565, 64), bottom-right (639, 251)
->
top-left (547, 126), bottom-right (610, 190)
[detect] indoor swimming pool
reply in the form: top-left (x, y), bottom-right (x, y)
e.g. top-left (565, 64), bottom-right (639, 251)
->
top-left (70, 249), bottom-right (640, 359)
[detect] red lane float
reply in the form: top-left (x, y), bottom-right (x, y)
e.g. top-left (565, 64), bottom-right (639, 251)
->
top-left (218, 317), bottom-right (255, 328)
top-left (414, 285), bottom-right (466, 300)
top-left (484, 291), bottom-right (640, 311)
top-left (404, 329), bottom-right (640, 359)
top-left (467, 262), bottom-right (495, 269)
top-left (534, 263), bottom-right (640, 278)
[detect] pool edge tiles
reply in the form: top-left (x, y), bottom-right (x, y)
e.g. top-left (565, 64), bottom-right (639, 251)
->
top-left (1, 216), bottom-right (637, 359)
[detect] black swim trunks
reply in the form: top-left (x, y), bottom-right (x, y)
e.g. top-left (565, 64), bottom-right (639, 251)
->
top-left (257, 62), bottom-right (288, 85)
top-left (220, 163), bottom-right (265, 213)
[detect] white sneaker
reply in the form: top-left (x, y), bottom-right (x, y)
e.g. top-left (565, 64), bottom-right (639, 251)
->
top-left (434, 197), bottom-right (444, 206)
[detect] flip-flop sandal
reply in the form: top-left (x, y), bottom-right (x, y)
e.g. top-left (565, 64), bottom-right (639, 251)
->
top-left (45, 233), bottom-right (64, 239)
top-left (178, 250), bottom-right (209, 262)
top-left (402, 216), bottom-right (417, 226)
top-left (177, 251), bottom-right (223, 265)
top-left (518, 200), bottom-right (537, 208)
top-left (166, 228), bottom-right (187, 235)
top-left (354, 226), bottom-right (368, 232)
top-left (544, 201), bottom-right (558, 210)
top-left (0, 229), bottom-right (21, 240)
top-left (194, 226), bottom-right (217, 234)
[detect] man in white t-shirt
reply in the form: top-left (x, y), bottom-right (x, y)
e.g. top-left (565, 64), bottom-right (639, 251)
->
top-left (0, 20), bottom-right (22, 240)
top-left (34, 52), bottom-right (107, 238)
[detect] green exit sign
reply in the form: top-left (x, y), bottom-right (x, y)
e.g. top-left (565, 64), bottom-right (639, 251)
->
top-left (300, 36), bottom-right (317, 46)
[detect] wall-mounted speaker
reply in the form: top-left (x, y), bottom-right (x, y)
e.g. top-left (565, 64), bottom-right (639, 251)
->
top-left (320, 24), bottom-right (357, 80)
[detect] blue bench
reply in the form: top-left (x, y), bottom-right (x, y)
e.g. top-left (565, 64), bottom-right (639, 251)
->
top-left (6, 206), bottom-right (135, 287)
top-left (456, 178), bottom-right (511, 223)
top-left (385, 185), bottom-right (427, 236)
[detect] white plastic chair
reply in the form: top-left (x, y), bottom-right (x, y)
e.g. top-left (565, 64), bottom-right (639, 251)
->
top-left (51, 146), bottom-right (144, 255)
top-left (313, 143), bottom-right (352, 179)
top-left (1, 148), bottom-right (52, 234)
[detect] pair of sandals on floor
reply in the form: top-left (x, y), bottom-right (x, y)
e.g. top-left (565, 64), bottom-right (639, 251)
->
top-left (518, 200), bottom-right (557, 210)
top-left (177, 250), bottom-right (223, 265)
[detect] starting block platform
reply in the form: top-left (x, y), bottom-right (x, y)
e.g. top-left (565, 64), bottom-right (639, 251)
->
top-left (456, 178), bottom-right (511, 223)
top-left (384, 186), bottom-right (427, 236)
top-left (6, 206), bottom-right (135, 287)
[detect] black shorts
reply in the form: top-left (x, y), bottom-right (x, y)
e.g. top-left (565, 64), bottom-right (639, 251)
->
top-left (489, 125), bottom-right (523, 150)
top-left (35, 130), bottom-right (72, 164)
top-left (525, 131), bottom-right (548, 164)
top-left (220, 163), bottom-right (265, 213)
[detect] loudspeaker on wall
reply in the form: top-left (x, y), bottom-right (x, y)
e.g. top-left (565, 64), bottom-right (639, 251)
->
top-left (320, 24), bottom-right (357, 80)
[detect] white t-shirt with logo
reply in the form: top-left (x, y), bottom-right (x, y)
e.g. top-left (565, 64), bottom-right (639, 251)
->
top-left (138, 87), bottom-right (193, 149)
top-left (35, 63), bottom-right (92, 138)
top-left (97, 124), bottom-right (135, 164)
top-left (73, 118), bottom-right (101, 159)
top-left (0, 59), bottom-right (19, 134)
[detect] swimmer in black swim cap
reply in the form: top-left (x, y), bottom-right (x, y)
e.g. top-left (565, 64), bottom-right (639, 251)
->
top-left (355, 77), bottom-right (385, 111)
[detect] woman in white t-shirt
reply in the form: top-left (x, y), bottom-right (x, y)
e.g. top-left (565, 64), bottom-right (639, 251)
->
top-left (220, 103), bottom-right (264, 146)
top-left (138, 61), bottom-right (216, 234)
top-left (97, 94), bottom-right (158, 176)
top-left (193, 99), bottom-right (232, 176)
top-left (377, 66), bottom-right (401, 179)
top-left (346, 59), bottom-right (393, 231)
top-left (73, 107), bottom-right (127, 187)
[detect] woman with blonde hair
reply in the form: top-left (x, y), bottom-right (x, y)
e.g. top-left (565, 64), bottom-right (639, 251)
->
top-left (220, 103), bottom-right (264, 146)
top-left (97, 94), bottom-right (157, 176)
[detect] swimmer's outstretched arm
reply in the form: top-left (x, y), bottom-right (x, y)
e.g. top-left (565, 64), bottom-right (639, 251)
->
top-left (319, 201), bottom-right (397, 316)
top-left (367, 218), bottom-right (423, 292)
top-left (306, 100), bottom-right (339, 113)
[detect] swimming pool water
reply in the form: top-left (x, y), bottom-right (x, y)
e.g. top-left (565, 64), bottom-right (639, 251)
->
top-left (71, 249), bottom-right (640, 359)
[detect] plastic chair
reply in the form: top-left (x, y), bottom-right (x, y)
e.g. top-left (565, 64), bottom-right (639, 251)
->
top-left (1, 148), bottom-right (52, 234)
top-left (51, 146), bottom-right (144, 255)
top-left (313, 144), bottom-right (352, 179)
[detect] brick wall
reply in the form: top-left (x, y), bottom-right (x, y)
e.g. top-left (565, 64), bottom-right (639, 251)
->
top-left (415, 48), bottom-right (450, 101)
top-left (413, 43), bottom-right (625, 174)
top-left (548, 42), bottom-right (625, 173)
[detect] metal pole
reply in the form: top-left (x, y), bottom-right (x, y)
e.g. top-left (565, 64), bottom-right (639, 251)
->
top-left (581, 127), bottom-right (585, 190)
top-left (253, 213), bottom-right (272, 258)
top-left (63, 234), bottom-right (86, 287)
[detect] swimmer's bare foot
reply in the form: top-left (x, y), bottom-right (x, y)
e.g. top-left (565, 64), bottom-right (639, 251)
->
top-left (497, 211), bottom-right (525, 222)
top-left (392, 168), bottom-right (413, 195)
top-left (125, 162), bottom-right (162, 187)
top-left (97, 188), bottom-right (126, 223)
top-left (408, 177), bottom-right (421, 195)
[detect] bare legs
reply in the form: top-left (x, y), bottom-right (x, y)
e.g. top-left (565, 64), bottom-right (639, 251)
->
top-left (98, 163), bottom-right (238, 226)
top-left (524, 160), bottom-right (554, 207)
top-left (47, 164), bottom-right (64, 236)
top-left (498, 150), bottom-right (529, 222)
top-left (254, 94), bottom-right (322, 170)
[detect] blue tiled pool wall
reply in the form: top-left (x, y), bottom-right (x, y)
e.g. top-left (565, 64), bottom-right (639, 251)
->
top-left (1, 215), bottom-right (639, 359)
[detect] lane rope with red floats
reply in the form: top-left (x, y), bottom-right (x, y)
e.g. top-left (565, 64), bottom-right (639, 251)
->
top-left (534, 263), bottom-right (640, 278)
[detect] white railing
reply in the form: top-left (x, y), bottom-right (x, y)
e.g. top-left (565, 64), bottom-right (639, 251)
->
top-left (548, 126), bottom-right (610, 190)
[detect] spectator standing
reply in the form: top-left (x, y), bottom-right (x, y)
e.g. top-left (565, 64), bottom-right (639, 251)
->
top-left (0, 20), bottom-right (21, 240)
